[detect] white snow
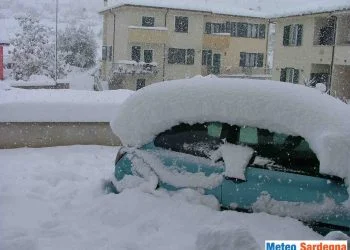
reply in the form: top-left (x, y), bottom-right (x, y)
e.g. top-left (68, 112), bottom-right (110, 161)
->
top-left (7, 75), bottom-right (56, 87)
top-left (111, 78), bottom-right (350, 183)
top-left (196, 226), bottom-right (260, 250)
top-left (0, 145), bottom-right (324, 250)
top-left (216, 144), bottom-right (254, 180)
top-left (104, 0), bottom-right (350, 18)
top-left (0, 88), bottom-right (134, 122)
top-left (123, 149), bottom-right (223, 189)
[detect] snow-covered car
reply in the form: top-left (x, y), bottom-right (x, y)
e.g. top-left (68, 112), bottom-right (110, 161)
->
top-left (107, 78), bottom-right (350, 235)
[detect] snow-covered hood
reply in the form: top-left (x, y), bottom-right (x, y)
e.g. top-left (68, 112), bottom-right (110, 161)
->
top-left (111, 78), bottom-right (350, 181)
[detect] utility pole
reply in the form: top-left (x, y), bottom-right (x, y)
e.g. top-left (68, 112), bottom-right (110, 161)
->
top-left (55, 0), bottom-right (58, 84)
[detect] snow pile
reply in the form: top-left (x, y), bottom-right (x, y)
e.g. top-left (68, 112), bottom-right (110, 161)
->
top-left (111, 78), bottom-right (350, 182)
top-left (116, 149), bottom-right (223, 190)
top-left (196, 226), bottom-right (260, 250)
top-left (8, 74), bottom-right (56, 87)
top-left (0, 146), bottom-right (323, 250)
top-left (211, 144), bottom-right (254, 180)
top-left (0, 88), bottom-right (134, 122)
top-left (252, 192), bottom-right (350, 221)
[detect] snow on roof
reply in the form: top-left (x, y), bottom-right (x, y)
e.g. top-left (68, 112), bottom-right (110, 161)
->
top-left (0, 88), bottom-right (134, 122)
top-left (111, 78), bottom-right (350, 181)
top-left (102, 0), bottom-right (350, 18)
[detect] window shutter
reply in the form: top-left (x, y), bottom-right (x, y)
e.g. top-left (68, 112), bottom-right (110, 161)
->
top-left (108, 46), bottom-right (113, 61)
top-left (239, 52), bottom-right (246, 67)
top-left (293, 69), bottom-right (299, 83)
top-left (226, 22), bottom-right (231, 33)
top-left (102, 46), bottom-right (107, 61)
top-left (280, 68), bottom-right (287, 82)
top-left (231, 22), bottom-right (236, 37)
top-left (237, 23), bottom-right (248, 37)
top-left (205, 22), bottom-right (211, 34)
top-left (186, 49), bottom-right (195, 65)
top-left (283, 25), bottom-right (291, 46)
top-left (296, 25), bottom-right (303, 46)
top-left (259, 24), bottom-right (266, 39)
top-left (257, 53), bottom-right (264, 67)
top-left (168, 48), bottom-right (175, 64)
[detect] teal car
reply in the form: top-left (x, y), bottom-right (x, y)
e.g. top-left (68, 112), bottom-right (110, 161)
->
top-left (109, 121), bottom-right (350, 236)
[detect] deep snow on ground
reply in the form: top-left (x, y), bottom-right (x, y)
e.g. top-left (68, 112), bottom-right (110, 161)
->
top-left (0, 145), bottom-right (324, 250)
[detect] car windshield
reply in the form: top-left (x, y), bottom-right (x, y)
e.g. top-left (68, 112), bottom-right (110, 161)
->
top-left (154, 122), bottom-right (320, 176)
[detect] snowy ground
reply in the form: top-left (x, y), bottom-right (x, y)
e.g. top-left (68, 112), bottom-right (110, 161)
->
top-left (0, 145), bottom-right (325, 250)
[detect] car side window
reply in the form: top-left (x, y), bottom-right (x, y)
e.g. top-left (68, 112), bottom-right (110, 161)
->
top-left (238, 126), bottom-right (319, 175)
top-left (154, 122), bottom-right (223, 157)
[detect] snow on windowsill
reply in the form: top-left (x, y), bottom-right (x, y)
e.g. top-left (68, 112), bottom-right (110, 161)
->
top-left (128, 25), bottom-right (168, 31)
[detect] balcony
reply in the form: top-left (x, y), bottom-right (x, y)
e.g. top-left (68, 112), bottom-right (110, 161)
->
top-left (203, 33), bottom-right (230, 50)
top-left (128, 26), bottom-right (168, 44)
top-left (111, 60), bottom-right (158, 76)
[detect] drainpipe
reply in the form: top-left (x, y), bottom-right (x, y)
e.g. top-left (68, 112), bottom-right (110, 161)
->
top-left (265, 19), bottom-right (271, 75)
top-left (162, 8), bottom-right (169, 81)
top-left (111, 10), bottom-right (116, 65)
top-left (329, 14), bottom-right (337, 95)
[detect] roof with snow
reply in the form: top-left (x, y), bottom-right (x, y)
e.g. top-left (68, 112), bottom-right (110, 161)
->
top-left (111, 78), bottom-right (350, 181)
top-left (101, 0), bottom-right (350, 18)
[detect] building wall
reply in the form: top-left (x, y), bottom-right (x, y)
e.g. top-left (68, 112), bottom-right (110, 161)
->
top-left (272, 14), bottom-right (333, 84)
top-left (101, 6), bottom-right (268, 86)
top-left (0, 122), bottom-right (121, 149)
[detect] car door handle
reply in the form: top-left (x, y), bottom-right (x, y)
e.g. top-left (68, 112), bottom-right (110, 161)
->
top-left (224, 176), bottom-right (247, 184)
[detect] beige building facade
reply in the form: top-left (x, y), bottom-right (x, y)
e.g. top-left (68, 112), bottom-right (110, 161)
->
top-left (272, 10), bottom-right (350, 100)
top-left (100, 4), bottom-right (269, 90)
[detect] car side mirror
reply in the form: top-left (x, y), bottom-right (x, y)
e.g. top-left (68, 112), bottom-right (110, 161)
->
top-left (213, 144), bottom-right (255, 182)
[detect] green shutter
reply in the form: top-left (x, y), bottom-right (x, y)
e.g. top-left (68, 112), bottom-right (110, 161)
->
top-left (280, 68), bottom-right (287, 82)
top-left (283, 25), bottom-right (291, 46)
top-left (186, 49), bottom-right (195, 65)
top-left (257, 53), bottom-right (264, 67)
top-left (259, 24), bottom-right (266, 39)
top-left (239, 52), bottom-right (246, 67)
top-left (293, 69), bottom-right (299, 83)
top-left (297, 25), bottom-right (303, 46)
top-left (205, 22), bottom-right (211, 34)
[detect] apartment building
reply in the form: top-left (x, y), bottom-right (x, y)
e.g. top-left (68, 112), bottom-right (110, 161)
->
top-left (99, 2), bottom-right (268, 90)
top-left (272, 9), bottom-right (350, 100)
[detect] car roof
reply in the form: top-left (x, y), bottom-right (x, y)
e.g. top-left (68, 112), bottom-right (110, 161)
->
top-left (111, 78), bottom-right (350, 180)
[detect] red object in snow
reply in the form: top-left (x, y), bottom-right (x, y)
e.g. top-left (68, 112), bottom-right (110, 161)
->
top-left (0, 46), bottom-right (3, 80)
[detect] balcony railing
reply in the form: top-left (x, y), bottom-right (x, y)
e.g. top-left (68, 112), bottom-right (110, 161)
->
top-left (111, 60), bottom-right (158, 76)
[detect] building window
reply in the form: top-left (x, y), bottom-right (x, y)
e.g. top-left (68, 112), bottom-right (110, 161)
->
top-left (142, 16), bottom-right (155, 27)
top-left (237, 22), bottom-right (248, 37)
top-left (168, 48), bottom-right (195, 65)
top-left (248, 24), bottom-right (259, 38)
top-left (202, 50), bottom-right (212, 65)
top-left (144, 50), bottom-right (153, 63)
top-left (239, 52), bottom-right (264, 67)
top-left (205, 22), bottom-right (226, 34)
top-left (175, 16), bottom-right (188, 33)
top-left (108, 46), bottom-right (112, 61)
top-left (102, 46), bottom-right (107, 61)
top-left (283, 24), bottom-right (303, 46)
top-left (136, 79), bottom-right (146, 90)
top-left (131, 46), bottom-right (141, 62)
top-left (280, 68), bottom-right (299, 83)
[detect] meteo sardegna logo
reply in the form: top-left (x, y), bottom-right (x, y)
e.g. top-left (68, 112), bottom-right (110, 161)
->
top-left (265, 240), bottom-right (348, 250)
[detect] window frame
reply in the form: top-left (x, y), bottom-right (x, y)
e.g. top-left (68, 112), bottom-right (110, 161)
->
top-left (280, 67), bottom-right (299, 83)
top-left (283, 24), bottom-right (303, 46)
top-left (131, 46), bottom-right (141, 62)
top-left (153, 122), bottom-right (327, 179)
top-left (136, 78), bottom-right (146, 90)
top-left (143, 49), bottom-right (153, 63)
top-left (142, 16), bottom-right (155, 27)
top-left (168, 48), bottom-right (194, 65)
top-left (175, 16), bottom-right (189, 33)
top-left (239, 52), bottom-right (264, 67)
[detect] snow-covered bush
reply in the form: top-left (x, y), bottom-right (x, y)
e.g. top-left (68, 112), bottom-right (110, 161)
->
top-left (10, 14), bottom-right (68, 81)
top-left (58, 24), bottom-right (97, 69)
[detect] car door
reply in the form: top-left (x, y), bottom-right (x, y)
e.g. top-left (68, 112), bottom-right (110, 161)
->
top-left (221, 126), bottom-right (350, 230)
top-left (147, 123), bottom-right (225, 199)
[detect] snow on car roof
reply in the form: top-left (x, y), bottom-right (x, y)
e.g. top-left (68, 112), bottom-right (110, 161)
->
top-left (111, 78), bottom-right (350, 181)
